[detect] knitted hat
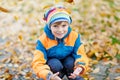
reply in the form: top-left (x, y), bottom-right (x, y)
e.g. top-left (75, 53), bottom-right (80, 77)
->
top-left (43, 6), bottom-right (72, 27)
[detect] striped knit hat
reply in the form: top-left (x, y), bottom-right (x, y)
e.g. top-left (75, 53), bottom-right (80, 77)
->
top-left (43, 5), bottom-right (72, 27)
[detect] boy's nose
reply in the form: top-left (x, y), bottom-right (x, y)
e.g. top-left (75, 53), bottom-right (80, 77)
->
top-left (57, 27), bottom-right (63, 32)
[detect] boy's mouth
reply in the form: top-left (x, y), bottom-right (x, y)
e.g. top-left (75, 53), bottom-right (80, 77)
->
top-left (56, 33), bottom-right (64, 35)
top-left (56, 32), bottom-right (64, 34)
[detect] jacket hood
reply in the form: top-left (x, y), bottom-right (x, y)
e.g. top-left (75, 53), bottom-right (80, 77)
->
top-left (44, 24), bottom-right (71, 40)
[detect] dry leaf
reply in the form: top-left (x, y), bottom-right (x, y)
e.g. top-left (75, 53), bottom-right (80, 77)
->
top-left (0, 0), bottom-right (120, 79)
top-left (18, 34), bottom-right (23, 41)
top-left (64, 0), bottom-right (74, 3)
top-left (92, 67), bottom-right (100, 73)
top-left (5, 41), bottom-right (11, 47)
top-left (115, 68), bottom-right (120, 73)
top-left (87, 50), bottom-right (95, 57)
top-left (43, 4), bottom-right (53, 9)
top-left (96, 54), bottom-right (103, 60)
top-left (25, 17), bottom-right (29, 23)
top-left (114, 76), bottom-right (120, 80)
top-left (14, 15), bottom-right (19, 21)
top-left (90, 60), bottom-right (98, 65)
top-left (0, 6), bottom-right (9, 13)
top-left (54, 0), bottom-right (60, 3)
top-left (103, 61), bottom-right (118, 65)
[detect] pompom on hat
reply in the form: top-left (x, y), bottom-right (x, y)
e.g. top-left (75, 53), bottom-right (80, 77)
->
top-left (43, 5), bottom-right (72, 27)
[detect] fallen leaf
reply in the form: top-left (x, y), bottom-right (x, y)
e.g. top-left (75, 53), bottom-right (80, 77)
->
top-left (18, 34), bottom-right (23, 41)
top-left (0, 6), bottom-right (9, 13)
top-left (115, 68), bottom-right (120, 73)
top-left (14, 15), bottom-right (19, 21)
top-left (64, 0), bottom-right (74, 3)
top-left (114, 76), bottom-right (120, 80)
top-left (92, 67), bottom-right (100, 73)
top-left (43, 4), bottom-right (53, 9)
top-left (54, 0), bottom-right (60, 3)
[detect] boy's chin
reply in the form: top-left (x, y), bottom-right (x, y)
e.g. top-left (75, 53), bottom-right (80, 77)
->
top-left (56, 36), bottom-right (64, 39)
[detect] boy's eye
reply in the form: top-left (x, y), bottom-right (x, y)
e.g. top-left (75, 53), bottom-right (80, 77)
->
top-left (53, 25), bottom-right (57, 27)
top-left (62, 24), bottom-right (67, 27)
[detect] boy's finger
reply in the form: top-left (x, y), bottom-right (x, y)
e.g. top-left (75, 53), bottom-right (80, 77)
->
top-left (68, 73), bottom-right (76, 79)
top-left (55, 72), bottom-right (59, 75)
top-left (53, 72), bottom-right (59, 77)
top-left (69, 75), bottom-right (75, 79)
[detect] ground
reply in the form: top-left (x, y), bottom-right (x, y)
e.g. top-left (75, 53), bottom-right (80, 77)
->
top-left (0, 0), bottom-right (120, 80)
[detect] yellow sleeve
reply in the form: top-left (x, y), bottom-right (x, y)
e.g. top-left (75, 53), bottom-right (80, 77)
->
top-left (74, 44), bottom-right (89, 75)
top-left (31, 50), bottom-right (52, 79)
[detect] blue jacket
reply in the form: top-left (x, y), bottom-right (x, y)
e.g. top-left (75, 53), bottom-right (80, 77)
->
top-left (32, 24), bottom-right (89, 80)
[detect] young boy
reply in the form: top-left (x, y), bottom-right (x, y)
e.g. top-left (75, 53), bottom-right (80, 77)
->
top-left (32, 6), bottom-right (89, 80)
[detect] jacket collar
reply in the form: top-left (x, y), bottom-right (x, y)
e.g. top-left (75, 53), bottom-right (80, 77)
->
top-left (44, 24), bottom-right (71, 40)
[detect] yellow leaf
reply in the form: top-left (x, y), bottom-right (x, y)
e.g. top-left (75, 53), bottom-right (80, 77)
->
top-left (18, 63), bottom-right (27, 71)
top-left (25, 17), bottom-right (29, 23)
top-left (4, 73), bottom-right (12, 79)
top-left (87, 50), bottom-right (96, 57)
top-left (18, 34), bottom-right (23, 41)
top-left (43, 4), bottom-right (53, 9)
top-left (0, 52), bottom-right (2, 55)
top-left (14, 15), bottom-right (19, 21)
top-left (55, 0), bottom-right (60, 3)
top-left (66, 8), bottom-right (71, 14)
top-left (5, 41), bottom-right (11, 47)
top-left (95, 52), bottom-right (103, 60)
top-left (91, 60), bottom-right (98, 65)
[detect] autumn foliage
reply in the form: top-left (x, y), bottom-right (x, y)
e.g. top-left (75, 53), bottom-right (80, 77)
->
top-left (0, 0), bottom-right (120, 80)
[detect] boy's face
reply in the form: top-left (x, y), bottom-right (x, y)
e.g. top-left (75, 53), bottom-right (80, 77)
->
top-left (50, 21), bottom-right (69, 39)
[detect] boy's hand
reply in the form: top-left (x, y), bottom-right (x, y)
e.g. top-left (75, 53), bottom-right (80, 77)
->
top-left (68, 67), bottom-right (83, 79)
top-left (68, 73), bottom-right (77, 79)
top-left (50, 72), bottom-right (62, 80)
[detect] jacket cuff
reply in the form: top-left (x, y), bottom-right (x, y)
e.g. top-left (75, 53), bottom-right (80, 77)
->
top-left (47, 72), bottom-right (53, 80)
top-left (74, 63), bottom-right (86, 74)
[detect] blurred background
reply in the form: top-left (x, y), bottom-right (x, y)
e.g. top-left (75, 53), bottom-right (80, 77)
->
top-left (0, 0), bottom-right (120, 80)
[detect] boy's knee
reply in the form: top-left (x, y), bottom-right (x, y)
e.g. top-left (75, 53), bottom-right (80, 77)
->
top-left (63, 56), bottom-right (74, 69)
top-left (47, 58), bottom-right (63, 72)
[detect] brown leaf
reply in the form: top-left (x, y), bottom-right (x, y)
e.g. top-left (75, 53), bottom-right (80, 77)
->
top-left (26, 72), bottom-right (32, 77)
top-left (0, 6), bottom-right (9, 13)
top-left (18, 34), bottom-right (23, 41)
top-left (115, 68), bottom-right (120, 73)
top-left (64, 0), bottom-right (74, 3)
top-left (4, 73), bottom-right (13, 79)
top-left (95, 52), bottom-right (103, 60)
